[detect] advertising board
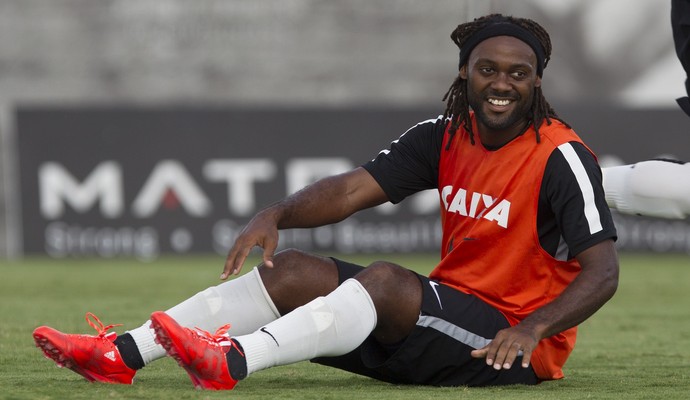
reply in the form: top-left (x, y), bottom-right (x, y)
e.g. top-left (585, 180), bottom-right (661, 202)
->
top-left (16, 107), bottom-right (690, 258)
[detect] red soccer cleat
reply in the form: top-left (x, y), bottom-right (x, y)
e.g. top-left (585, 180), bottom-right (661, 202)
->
top-left (33, 312), bottom-right (136, 384)
top-left (150, 311), bottom-right (241, 390)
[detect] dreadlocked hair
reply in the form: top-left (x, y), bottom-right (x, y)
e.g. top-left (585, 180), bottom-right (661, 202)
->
top-left (441, 14), bottom-right (569, 148)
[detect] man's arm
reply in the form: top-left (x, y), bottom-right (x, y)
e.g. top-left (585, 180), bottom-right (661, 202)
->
top-left (221, 167), bottom-right (388, 279)
top-left (471, 239), bottom-right (619, 370)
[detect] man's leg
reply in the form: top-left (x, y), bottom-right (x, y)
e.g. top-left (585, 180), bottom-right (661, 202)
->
top-left (233, 259), bottom-right (420, 374)
top-left (215, 252), bottom-right (379, 374)
top-left (255, 248), bottom-right (342, 315)
top-left (151, 258), bottom-right (424, 389)
top-left (122, 264), bottom-right (282, 368)
top-left (316, 272), bottom-right (538, 387)
top-left (355, 261), bottom-right (423, 345)
top-left (33, 248), bottom-right (325, 383)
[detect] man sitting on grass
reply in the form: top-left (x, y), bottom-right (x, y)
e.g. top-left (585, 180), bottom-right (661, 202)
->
top-left (33, 13), bottom-right (619, 389)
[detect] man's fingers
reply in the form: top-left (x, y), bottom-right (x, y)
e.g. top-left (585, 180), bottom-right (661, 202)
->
top-left (490, 341), bottom-right (511, 370)
top-left (471, 342), bottom-right (499, 367)
top-left (497, 342), bottom-right (523, 370)
top-left (220, 256), bottom-right (236, 280)
top-left (470, 347), bottom-right (488, 359)
top-left (262, 239), bottom-right (277, 268)
top-left (520, 347), bottom-right (533, 368)
top-left (470, 338), bottom-right (528, 370)
top-left (222, 246), bottom-right (251, 280)
top-left (220, 267), bottom-right (231, 281)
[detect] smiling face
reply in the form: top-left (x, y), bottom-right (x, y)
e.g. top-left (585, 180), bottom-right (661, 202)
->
top-left (460, 35), bottom-right (542, 148)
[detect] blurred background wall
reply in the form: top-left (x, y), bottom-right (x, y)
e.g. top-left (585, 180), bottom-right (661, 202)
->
top-left (1, 0), bottom-right (688, 258)
top-left (0, 0), bottom-right (683, 106)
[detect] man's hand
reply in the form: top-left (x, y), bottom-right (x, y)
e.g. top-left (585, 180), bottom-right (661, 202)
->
top-left (219, 168), bottom-right (389, 280)
top-left (470, 324), bottom-right (540, 370)
top-left (471, 240), bottom-right (618, 371)
top-left (221, 210), bottom-right (280, 280)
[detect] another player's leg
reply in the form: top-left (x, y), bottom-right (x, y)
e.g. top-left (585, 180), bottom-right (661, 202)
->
top-left (603, 159), bottom-right (690, 219)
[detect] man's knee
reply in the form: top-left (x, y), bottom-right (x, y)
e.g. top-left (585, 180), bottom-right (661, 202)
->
top-left (355, 261), bottom-right (421, 307)
top-left (355, 261), bottom-right (422, 343)
top-left (258, 248), bottom-right (340, 315)
top-left (357, 261), bottom-right (416, 289)
top-left (263, 248), bottom-right (309, 270)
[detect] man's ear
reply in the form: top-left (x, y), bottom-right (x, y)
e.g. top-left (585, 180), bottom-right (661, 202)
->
top-left (535, 75), bottom-right (542, 88)
top-left (459, 64), bottom-right (468, 80)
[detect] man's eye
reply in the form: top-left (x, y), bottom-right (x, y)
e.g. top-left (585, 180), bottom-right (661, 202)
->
top-left (512, 71), bottom-right (527, 79)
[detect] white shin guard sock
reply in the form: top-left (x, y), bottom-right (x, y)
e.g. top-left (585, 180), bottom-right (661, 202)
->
top-left (235, 278), bottom-right (377, 376)
top-left (126, 267), bottom-right (280, 366)
top-left (603, 160), bottom-right (690, 219)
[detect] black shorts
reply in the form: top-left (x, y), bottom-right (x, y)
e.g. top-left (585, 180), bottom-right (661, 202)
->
top-left (312, 258), bottom-right (538, 387)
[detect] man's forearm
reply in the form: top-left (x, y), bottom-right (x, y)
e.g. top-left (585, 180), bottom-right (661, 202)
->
top-left (518, 241), bottom-right (619, 341)
top-left (269, 168), bottom-right (388, 230)
top-left (267, 175), bottom-right (354, 229)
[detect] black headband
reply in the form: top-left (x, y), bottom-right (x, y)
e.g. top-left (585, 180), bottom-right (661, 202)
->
top-left (458, 22), bottom-right (546, 76)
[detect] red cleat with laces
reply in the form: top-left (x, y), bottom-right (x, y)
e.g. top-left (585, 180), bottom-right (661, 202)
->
top-left (150, 311), bottom-right (241, 390)
top-left (33, 312), bottom-right (136, 384)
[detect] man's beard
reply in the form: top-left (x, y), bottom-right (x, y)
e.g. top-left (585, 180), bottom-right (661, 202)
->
top-left (468, 91), bottom-right (533, 131)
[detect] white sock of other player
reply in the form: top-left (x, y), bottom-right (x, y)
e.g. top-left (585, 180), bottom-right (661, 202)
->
top-left (603, 160), bottom-right (690, 219)
top-left (234, 278), bottom-right (377, 376)
top-left (127, 266), bottom-right (280, 366)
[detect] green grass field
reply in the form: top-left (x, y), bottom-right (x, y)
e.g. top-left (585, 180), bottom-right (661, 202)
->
top-left (1, 252), bottom-right (689, 399)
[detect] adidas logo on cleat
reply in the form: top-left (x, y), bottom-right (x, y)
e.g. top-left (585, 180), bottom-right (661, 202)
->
top-left (104, 350), bottom-right (117, 362)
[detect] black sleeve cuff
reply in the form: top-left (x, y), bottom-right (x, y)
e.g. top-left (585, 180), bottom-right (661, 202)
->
top-left (677, 96), bottom-right (690, 118)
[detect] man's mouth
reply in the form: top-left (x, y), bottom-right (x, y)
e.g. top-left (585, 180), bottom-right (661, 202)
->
top-left (487, 98), bottom-right (512, 106)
